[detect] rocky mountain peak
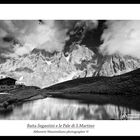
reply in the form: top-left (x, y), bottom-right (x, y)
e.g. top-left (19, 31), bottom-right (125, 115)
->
top-left (98, 53), bottom-right (140, 76)
top-left (31, 48), bottom-right (59, 58)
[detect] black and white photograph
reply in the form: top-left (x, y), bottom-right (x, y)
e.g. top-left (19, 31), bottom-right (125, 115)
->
top-left (0, 19), bottom-right (140, 120)
top-left (1, 4), bottom-right (140, 136)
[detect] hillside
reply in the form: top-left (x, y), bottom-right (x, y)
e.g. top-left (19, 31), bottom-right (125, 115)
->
top-left (42, 68), bottom-right (140, 96)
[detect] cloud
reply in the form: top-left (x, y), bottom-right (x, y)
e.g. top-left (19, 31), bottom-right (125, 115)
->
top-left (6, 20), bottom-right (70, 56)
top-left (0, 20), bottom-right (98, 58)
top-left (99, 20), bottom-right (140, 59)
top-left (0, 20), bottom-right (73, 57)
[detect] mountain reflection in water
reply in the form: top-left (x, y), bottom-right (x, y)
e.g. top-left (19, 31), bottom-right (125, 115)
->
top-left (0, 95), bottom-right (140, 120)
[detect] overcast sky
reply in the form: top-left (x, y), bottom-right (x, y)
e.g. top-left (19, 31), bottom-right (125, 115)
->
top-left (0, 20), bottom-right (140, 60)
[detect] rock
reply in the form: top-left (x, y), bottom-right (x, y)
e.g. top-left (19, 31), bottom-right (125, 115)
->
top-left (98, 54), bottom-right (140, 76)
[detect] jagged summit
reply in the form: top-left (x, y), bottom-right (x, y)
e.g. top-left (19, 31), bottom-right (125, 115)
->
top-left (31, 48), bottom-right (59, 58)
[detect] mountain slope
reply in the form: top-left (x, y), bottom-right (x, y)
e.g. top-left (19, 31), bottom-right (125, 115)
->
top-left (98, 54), bottom-right (140, 76)
top-left (42, 68), bottom-right (140, 96)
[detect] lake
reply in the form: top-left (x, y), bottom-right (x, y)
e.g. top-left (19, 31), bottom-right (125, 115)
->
top-left (0, 94), bottom-right (140, 120)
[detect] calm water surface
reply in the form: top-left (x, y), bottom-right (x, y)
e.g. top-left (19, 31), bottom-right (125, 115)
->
top-left (0, 95), bottom-right (140, 120)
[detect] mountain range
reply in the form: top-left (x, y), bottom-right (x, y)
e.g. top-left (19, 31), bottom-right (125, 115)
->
top-left (0, 20), bottom-right (140, 88)
top-left (0, 45), bottom-right (140, 88)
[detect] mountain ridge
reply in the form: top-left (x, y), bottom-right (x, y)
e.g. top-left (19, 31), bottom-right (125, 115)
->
top-left (1, 46), bottom-right (140, 88)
